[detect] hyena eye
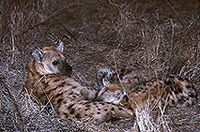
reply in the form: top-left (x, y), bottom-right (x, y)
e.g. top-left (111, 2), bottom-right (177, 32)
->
top-left (52, 60), bottom-right (59, 66)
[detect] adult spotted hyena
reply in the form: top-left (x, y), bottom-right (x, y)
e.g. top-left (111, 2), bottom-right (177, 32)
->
top-left (25, 42), bottom-right (133, 123)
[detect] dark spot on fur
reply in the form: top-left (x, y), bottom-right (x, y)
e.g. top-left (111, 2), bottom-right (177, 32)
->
top-left (38, 85), bottom-right (57, 100)
top-left (97, 112), bottom-right (101, 114)
top-left (85, 108), bottom-right (90, 111)
top-left (85, 114), bottom-right (88, 116)
top-left (185, 78), bottom-right (190, 82)
top-left (100, 102), bottom-right (105, 105)
top-left (104, 109), bottom-right (108, 111)
top-left (72, 86), bottom-right (77, 89)
top-left (75, 113), bottom-right (81, 119)
top-left (111, 107), bottom-right (115, 111)
top-left (47, 74), bottom-right (55, 79)
top-left (46, 87), bottom-right (58, 96)
top-left (186, 85), bottom-right (191, 89)
top-left (69, 92), bottom-right (73, 95)
top-left (57, 98), bottom-right (63, 104)
top-left (164, 79), bottom-right (172, 85)
top-left (177, 76), bottom-right (184, 81)
top-left (86, 104), bottom-right (90, 108)
top-left (70, 108), bottom-right (75, 114)
top-left (72, 95), bottom-right (77, 98)
top-left (62, 101), bottom-right (67, 104)
top-left (178, 98), bottom-right (183, 103)
top-left (118, 107), bottom-right (123, 111)
top-left (154, 84), bottom-right (158, 88)
top-left (171, 100), bottom-right (175, 105)
top-left (55, 92), bottom-right (63, 98)
top-left (56, 104), bottom-right (61, 110)
top-left (41, 80), bottom-right (45, 84)
top-left (68, 104), bottom-right (74, 110)
top-left (98, 108), bottom-right (101, 111)
top-left (43, 82), bottom-right (49, 87)
top-left (175, 88), bottom-right (182, 94)
top-left (188, 94), bottom-right (196, 98)
top-left (63, 112), bottom-right (69, 118)
top-left (58, 82), bottom-right (66, 88)
top-left (38, 93), bottom-right (45, 100)
top-left (93, 102), bottom-right (97, 105)
top-left (53, 79), bottom-right (60, 83)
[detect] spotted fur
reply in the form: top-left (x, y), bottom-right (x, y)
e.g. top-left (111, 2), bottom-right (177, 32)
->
top-left (97, 68), bottom-right (197, 113)
top-left (25, 42), bottom-right (133, 123)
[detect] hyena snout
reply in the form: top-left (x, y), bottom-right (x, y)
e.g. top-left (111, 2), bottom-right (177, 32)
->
top-left (59, 60), bottom-right (72, 76)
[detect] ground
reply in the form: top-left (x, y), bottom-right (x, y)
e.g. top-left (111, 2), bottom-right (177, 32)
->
top-left (0, 0), bottom-right (199, 131)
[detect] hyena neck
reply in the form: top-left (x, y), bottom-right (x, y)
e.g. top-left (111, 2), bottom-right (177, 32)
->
top-left (26, 60), bottom-right (52, 91)
top-left (27, 60), bottom-right (48, 79)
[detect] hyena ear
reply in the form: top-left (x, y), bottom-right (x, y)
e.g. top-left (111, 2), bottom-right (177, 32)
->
top-left (57, 41), bottom-right (64, 52)
top-left (32, 48), bottom-right (44, 62)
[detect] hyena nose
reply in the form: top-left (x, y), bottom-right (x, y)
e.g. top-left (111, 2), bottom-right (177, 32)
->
top-left (60, 60), bottom-right (72, 76)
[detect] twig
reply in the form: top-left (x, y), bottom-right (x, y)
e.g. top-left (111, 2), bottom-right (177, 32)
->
top-left (155, 31), bottom-right (160, 56)
top-left (142, 28), bottom-right (150, 78)
top-left (194, 36), bottom-right (199, 62)
top-left (10, 9), bottom-right (16, 65)
top-left (112, 124), bottom-right (125, 132)
top-left (170, 19), bottom-right (175, 55)
top-left (95, 13), bottom-right (107, 35)
top-left (107, 0), bottom-right (121, 18)
top-left (112, 49), bottom-right (124, 89)
top-left (0, 92), bottom-right (3, 111)
top-left (164, 0), bottom-right (186, 27)
top-left (11, 31), bottom-right (15, 64)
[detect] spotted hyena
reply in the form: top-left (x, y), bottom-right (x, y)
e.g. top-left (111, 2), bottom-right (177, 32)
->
top-left (25, 42), bottom-right (133, 123)
top-left (96, 68), bottom-right (197, 113)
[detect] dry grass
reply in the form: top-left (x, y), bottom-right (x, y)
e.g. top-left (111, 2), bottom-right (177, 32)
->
top-left (0, 0), bottom-right (199, 131)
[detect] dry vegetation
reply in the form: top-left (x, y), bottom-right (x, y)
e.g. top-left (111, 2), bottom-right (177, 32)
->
top-left (0, 0), bottom-right (199, 131)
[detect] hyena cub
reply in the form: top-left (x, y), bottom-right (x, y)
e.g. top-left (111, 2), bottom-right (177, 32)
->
top-left (96, 68), bottom-right (197, 113)
top-left (96, 68), bottom-right (129, 105)
top-left (25, 42), bottom-right (133, 123)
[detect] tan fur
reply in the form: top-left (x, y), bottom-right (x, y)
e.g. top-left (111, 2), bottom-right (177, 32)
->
top-left (25, 43), bottom-right (133, 123)
top-left (97, 70), bottom-right (197, 114)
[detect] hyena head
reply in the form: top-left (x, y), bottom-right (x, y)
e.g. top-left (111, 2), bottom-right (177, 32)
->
top-left (96, 68), bottom-right (129, 105)
top-left (96, 68), bottom-right (149, 109)
top-left (32, 41), bottom-right (72, 76)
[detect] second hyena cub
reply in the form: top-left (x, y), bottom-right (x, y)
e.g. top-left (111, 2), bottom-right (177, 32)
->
top-left (96, 68), bottom-right (197, 113)
top-left (25, 42), bottom-right (133, 123)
